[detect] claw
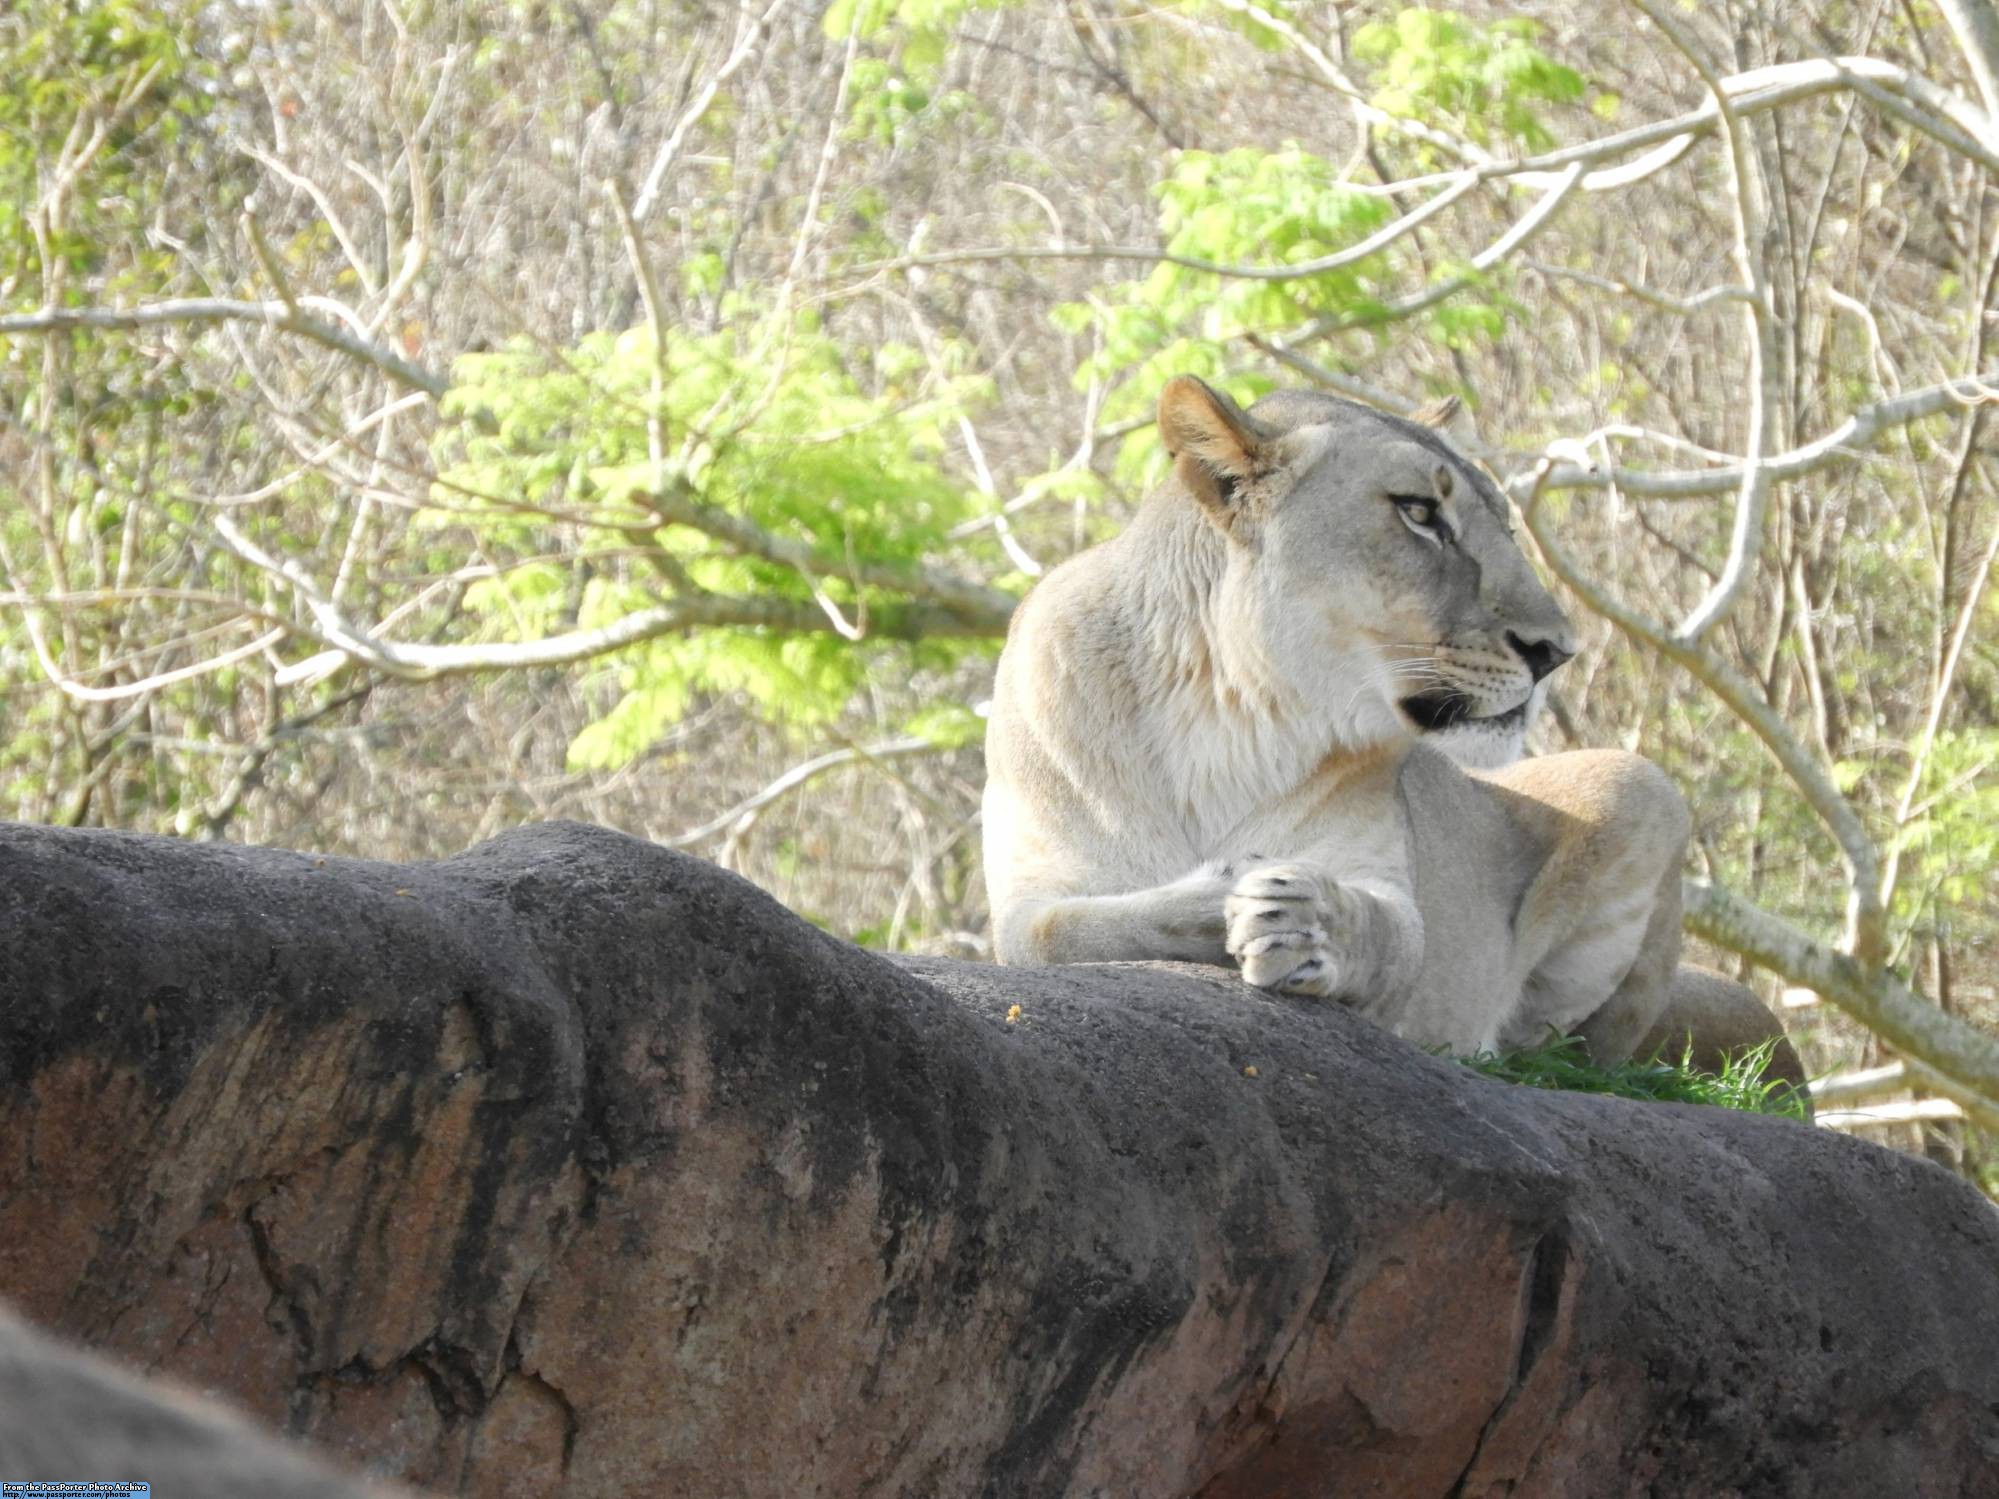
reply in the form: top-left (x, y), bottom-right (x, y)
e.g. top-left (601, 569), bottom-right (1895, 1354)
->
top-left (1277, 957), bottom-right (1335, 997)
top-left (1225, 862), bottom-right (1344, 998)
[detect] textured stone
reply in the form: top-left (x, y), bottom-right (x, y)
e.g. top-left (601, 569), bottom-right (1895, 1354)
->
top-left (1, 820), bottom-right (1996, 1497)
top-left (0, 1302), bottom-right (405, 1496)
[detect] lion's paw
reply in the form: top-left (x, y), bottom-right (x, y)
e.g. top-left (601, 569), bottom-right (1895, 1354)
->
top-left (1224, 863), bottom-right (1339, 997)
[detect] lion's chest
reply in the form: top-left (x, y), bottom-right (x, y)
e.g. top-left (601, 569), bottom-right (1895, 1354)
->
top-left (1135, 709), bottom-right (1354, 857)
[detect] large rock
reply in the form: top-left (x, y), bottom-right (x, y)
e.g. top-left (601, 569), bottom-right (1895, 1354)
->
top-left (0, 820), bottom-right (1994, 1497)
top-left (0, 1302), bottom-right (407, 1496)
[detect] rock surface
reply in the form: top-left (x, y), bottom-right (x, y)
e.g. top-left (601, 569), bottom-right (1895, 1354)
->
top-left (0, 1302), bottom-right (407, 1496)
top-left (1, 819), bottom-right (1996, 1498)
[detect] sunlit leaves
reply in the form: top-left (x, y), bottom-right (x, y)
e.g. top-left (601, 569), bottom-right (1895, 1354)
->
top-left (1352, 9), bottom-right (1585, 151)
top-left (1052, 7), bottom-right (1586, 488)
top-left (0, 0), bottom-right (211, 293)
top-left (435, 307), bottom-right (995, 770)
top-left (829, 0), bottom-right (1006, 140)
top-left (1060, 144), bottom-right (1389, 477)
top-left (1892, 729), bottom-right (1999, 919)
top-left (904, 700), bottom-right (984, 748)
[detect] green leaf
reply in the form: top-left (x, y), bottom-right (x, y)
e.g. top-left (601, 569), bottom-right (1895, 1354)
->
top-left (431, 297), bottom-right (992, 771)
top-left (905, 701), bottom-right (985, 748)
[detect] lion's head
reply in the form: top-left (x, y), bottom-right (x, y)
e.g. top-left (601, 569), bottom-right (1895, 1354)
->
top-left (1156, 375), bottom-right (1574, 767)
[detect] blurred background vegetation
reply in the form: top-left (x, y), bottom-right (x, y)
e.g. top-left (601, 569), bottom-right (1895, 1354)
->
top-left (4, 0), bottom-right (1998, 1189)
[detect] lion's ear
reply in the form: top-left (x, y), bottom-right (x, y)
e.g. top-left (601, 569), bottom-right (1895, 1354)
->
top-left (1410, 393), bottom-right (1462, 429)
top-left (1157, 375), bottom-right (1267, 527)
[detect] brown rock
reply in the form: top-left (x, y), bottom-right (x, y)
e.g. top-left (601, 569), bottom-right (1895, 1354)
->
top-left (1, 820), bottom-right (1995, 1497)
top-left (0, 1301), bottom-right (406, 1496)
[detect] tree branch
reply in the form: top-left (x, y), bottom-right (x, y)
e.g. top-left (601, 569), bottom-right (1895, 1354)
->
top-left (1935, 0), bottom-right (1999, 125)
top-left (1684, 878), bottom-right (1999, 1109)
top-left (660, 734), bottom-right (937, 847)
top-left (1343, 162), bottom-right (1585, 326)
top-left (632, 0), bottom-right (795, 224)
top-left (0, 300), bottom-right (446, 397)
top-left (853, 37), bottom-right (1990, 306)
top-left (210, 511), bottom-right (1010, 688)
top-left (1518, 461), bottom-right (1887, 965)
top-left (1502, 56), bottom-right (1999, 179)
top-left (1509, 373), bottom-right (1999, 500)
top-left (259, 589), bottom-right (1009, 686)
top-left (843, 173), bottom-right (1481, 284)
top-left (647, 485), bottom-right (1019, 628)
top-left (1526, 262), bottom-right (1754, 316)
top-left (1630, 0), bottom-right (1785, 644)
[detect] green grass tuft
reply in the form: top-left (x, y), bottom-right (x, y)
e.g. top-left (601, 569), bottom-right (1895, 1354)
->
top-left (1457, 1033), bottom-right (1810, 1120)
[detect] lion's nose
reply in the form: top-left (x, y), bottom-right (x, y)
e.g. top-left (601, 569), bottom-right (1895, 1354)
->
top-left (1506, 630), bottom-right (1574, 683)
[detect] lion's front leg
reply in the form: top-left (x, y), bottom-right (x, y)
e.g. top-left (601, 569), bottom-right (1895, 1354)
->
top-left (1224, 864), bottom-right (1423, 1003)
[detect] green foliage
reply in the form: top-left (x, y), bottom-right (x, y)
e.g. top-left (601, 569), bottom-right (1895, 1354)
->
top-left (904, 700), bottom-right (985, 748)
top-left (848, 59), bottom-right (934, 144)
top-left (1352, 9), bottom-right (1585, 150)
top-left (1057, 7), bottom-right (1584, 486)
top-left (0, 3), bottom-right (229, 823)
top-left (0, 0), bottom-right (209, 293)
top-left (1458, 1032), bottom-right (1812, 1120)
top-left (1096, 143), bottom-right (1391, 323)
top-left (435, 309), bottom-right (995, 771)
top-left (826, 0), bottom-right (1006, 51)
top-left (1892, 729), bottom-right (1999, 915)
top-left (1061, 145), bottom-right (1391, 480)
top-left (830, 0), bottom-right (1007, 139)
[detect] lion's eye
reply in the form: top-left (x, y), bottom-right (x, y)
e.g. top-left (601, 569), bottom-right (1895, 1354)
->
top-left (1392, 495), bottom-right (1452, 543)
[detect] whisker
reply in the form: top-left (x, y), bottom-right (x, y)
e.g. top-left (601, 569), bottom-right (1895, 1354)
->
top-left (1337, 657), bottom-right (1402, 721)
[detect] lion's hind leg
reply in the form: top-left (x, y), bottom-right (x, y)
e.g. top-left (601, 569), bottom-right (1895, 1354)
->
top-left (1483, 750), bottom-right (1691, 1064)
top-left (1563, 856), bottom-right (1683, 1065)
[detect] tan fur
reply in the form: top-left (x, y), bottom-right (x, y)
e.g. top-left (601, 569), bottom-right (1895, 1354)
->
top-left (983, 377), bottom-right (1768, 1062)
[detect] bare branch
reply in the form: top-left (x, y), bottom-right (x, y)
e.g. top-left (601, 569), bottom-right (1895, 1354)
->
top-left (1348, 162), bottom-right (1585, 326)
top-left (0, 300), bottom-right (446, 397)
top-left (1194, 6), bottom-right (1997, 190)
top-left (843, 173), bottom-right (1480, 284)
top-left (1630, 0), bottom-right (1785, 644)
top-left (1810, 1061), bottom-right (1909, 1106)
top-left (1505, 56), bottom-right (1999, 179)
top-left (605, 177), bottom-right (675, 492)
top-left (1684, 879), bottom-right (1999, 1109)
top-left (204, 392), bottom-right (431, 508)
top-left (1935, 0), bottom-right (1999, 124)
top-left (1879, 432), bottom-right (1999, 912)
top-left (243, 145), bottom-right (381, 299)
top-left (781, 11), bottom-right (863, 297)
top-left (1818, 1098), bottom-right (1966, 1130)
top-left (241, 211), bottom-right (299, 314)
top-left (661, 735), bottom-right (938, 847)
top-left (16, 610), bottom-right (286, 705)
top-left (632, 0), bottom-right (795, 224)
top-left (1518, 461), bottom-right (1886, 960)
top-left (910, 163), bottom-right (1576, 349)
top-left (1526, 263), bottom-right (1754, 317)
top-left (211, 509), bottom-right (1011, 688)
top-left (259, 590), bottom-right (1006, 687)
top-left (1242, 338), bottom-right (1430, 416)
top-left (1901, 1054), bottom-right (1999, 1135)
top-left (1509, 373), bottom-right (1999, 500)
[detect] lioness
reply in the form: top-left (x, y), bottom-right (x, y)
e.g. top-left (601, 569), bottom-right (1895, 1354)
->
top-left (983, 375), bottom-right (1790, 1070)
